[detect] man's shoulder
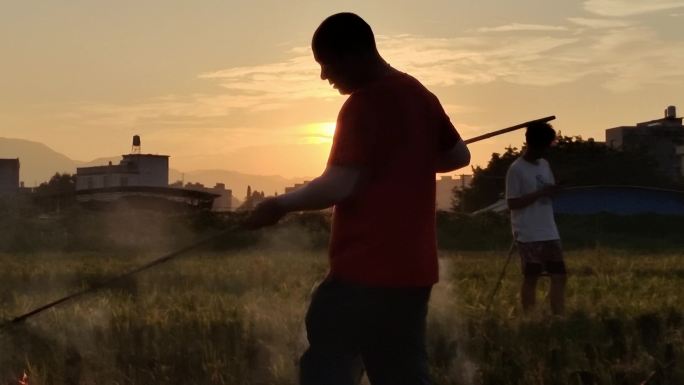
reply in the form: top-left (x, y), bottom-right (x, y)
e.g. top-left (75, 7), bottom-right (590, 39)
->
top-left (390, 71), bottom-right (432, 96)
top-left (339, 91), bottom-right (369, 117)
top-left (365, 69), bottom-right (429, 97)
top-left (538, 158), bottom-right (553, 171)
top-left (342, 71), bottom-right (430, 113)
top-left (508, 157), bottom-right (525, 172)
top-left (391, 70), bottom-right (423, 87)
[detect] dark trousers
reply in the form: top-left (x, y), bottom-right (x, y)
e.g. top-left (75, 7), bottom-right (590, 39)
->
top-left (299, 279), bottom-right (432, 385)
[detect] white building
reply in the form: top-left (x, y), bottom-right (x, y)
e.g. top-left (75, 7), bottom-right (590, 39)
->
top-left (181, 182), bottom-right (233, 212)
top-left (76, 154), bottom-right (169, 191)
top-left (208, 183), bottom-right (233, 212)
top-left (436, 174), bottom-right (472, 211)
top-left (74, 137), bottom-right (222, 210)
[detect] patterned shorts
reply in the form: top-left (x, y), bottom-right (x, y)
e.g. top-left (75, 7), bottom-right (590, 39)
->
top-left (516, 239), bottom-right (566, 276)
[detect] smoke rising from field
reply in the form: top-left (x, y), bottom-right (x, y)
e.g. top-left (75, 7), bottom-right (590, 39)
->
top-left (95, 204), bottom-right (201, 252)
top-left (1, 210), bottom-right (487, 384)
top-left (0, 198), bottom-right (204, 383)
top-left (430, 257), bottom-right (480, 385)
top-left (256, 224), bottom-right (319, 252)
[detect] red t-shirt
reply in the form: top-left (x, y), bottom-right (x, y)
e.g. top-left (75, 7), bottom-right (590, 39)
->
top-left (327, 70), bottom-right (461, 287)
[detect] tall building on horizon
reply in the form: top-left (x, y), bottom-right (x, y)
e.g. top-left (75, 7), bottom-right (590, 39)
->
top-left (606, 105), bottom-right (684, 181)
top-left (0, 158), bottom-right (20, 194)
top-left (436, 174), bottom-right (473, 211)
top-left (76, 154), bottom-right (169, 191)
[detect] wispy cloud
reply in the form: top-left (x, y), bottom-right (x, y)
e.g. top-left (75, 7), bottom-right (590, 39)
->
top-left (476, 23), bottom-right (569, 33)
top-left (583, 26), bottom-right (684, 91)
top-left (380, 34), bottom-right (581, 87)
top-left (198, 51), bottom-right (332, 108)
top-left (68, 34), bottom-right (579, 127)
top-left (583, 0), bottom-right (684, 17)
top-left (65, 20), bottom-right (684, 135)
top-left (567, 17), bottom-right (633, 28)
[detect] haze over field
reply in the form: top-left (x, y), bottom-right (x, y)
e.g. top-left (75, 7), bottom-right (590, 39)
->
top-left (2, 0), bottom-right (683, 179)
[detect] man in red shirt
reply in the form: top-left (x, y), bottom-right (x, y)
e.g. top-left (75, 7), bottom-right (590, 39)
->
top-left (248, 13), bottom-right (470, 385)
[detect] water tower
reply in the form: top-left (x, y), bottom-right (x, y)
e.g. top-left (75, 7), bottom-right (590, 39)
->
top-left (665, 105), bottom-right (677, 119)
top-left (132, 135), bottom-right (141, 154)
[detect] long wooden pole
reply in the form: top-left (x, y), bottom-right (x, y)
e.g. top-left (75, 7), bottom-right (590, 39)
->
top-left (464, 115), bottom-right (556, 144)
top-left (1, 115), bottom-right (557, 330)
top-left (0, 229), bottom-right (233, 331)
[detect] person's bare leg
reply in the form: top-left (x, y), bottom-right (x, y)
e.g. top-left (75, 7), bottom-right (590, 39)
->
top-left (549, 274), bottom-right (567, 316)
top-left (521, 275), bottom-right (539, 314)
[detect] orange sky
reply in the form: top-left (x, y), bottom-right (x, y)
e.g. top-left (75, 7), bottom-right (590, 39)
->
top-left (2, 1), bottom-right (683, 178)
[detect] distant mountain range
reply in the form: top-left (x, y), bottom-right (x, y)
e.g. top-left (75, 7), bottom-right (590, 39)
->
top-left (0, 137), bottom-right (309, 197)
top-left (0, 138), bottom-right (77, 185)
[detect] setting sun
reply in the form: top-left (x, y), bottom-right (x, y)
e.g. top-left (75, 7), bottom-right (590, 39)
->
top-left (320, 121), bottom-right (336, 138)
top-left (302, 121), bottom-right (336, 144)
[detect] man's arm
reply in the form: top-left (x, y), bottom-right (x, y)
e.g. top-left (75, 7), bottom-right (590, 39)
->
top-left (435, 139), bottom-right (471, 173)
top-left (507, 185), bottom-right (559, 210)
top-left (246, 165), bottom-right (361, 228)
top-left (277, 165), bottom-right (361, 211)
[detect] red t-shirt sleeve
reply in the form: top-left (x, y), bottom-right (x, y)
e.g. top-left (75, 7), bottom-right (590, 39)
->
top-left (327, 93), bottom-right (376, 168)
top-left (435, 99), bottom-right (462, 152)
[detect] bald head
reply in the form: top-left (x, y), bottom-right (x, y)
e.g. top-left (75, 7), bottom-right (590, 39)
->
top-left (312, 13), bottom-right (389, 94)
top-left (312, 13), bottom-right (379, 62)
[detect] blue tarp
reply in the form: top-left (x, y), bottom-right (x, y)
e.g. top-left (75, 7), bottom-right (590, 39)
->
top-left (553, 186), bottom-right (684, 215)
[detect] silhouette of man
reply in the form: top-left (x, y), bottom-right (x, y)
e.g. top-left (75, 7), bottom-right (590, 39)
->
top-left (248, 13), bottom-right (470, 385)
top-left (505, 122), bottom-right (566, 316)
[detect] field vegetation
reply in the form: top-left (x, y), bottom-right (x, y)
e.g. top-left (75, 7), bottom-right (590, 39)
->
top-left (0, 209), bottom-right (682, 385)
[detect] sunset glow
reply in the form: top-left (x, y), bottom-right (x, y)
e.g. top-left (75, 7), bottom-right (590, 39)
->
top-left (314, 122), bottom-right (337, 143)
top-left (1, 1), bottom-right (683, 182)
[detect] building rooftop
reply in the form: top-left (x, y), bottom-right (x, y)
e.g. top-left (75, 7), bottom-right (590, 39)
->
top-left (76, 164), bottom-right (139, 176)
top-left (122, 154), bottom-right (170, 158)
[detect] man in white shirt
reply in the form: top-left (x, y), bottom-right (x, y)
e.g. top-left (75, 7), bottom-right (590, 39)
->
top-left (505, 122), bottom-right (566, 315)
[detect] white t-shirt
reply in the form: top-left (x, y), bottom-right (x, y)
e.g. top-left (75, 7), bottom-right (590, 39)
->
top-left (505, 157), bottom-right (560, 242)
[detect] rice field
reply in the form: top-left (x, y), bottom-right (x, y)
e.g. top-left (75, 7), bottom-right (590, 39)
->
top-left (0, 244), bottom-right (682, 385)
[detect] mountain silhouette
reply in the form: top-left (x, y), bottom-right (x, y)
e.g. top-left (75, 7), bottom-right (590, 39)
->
top-left (0, 137), bottom-right (77, 186)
